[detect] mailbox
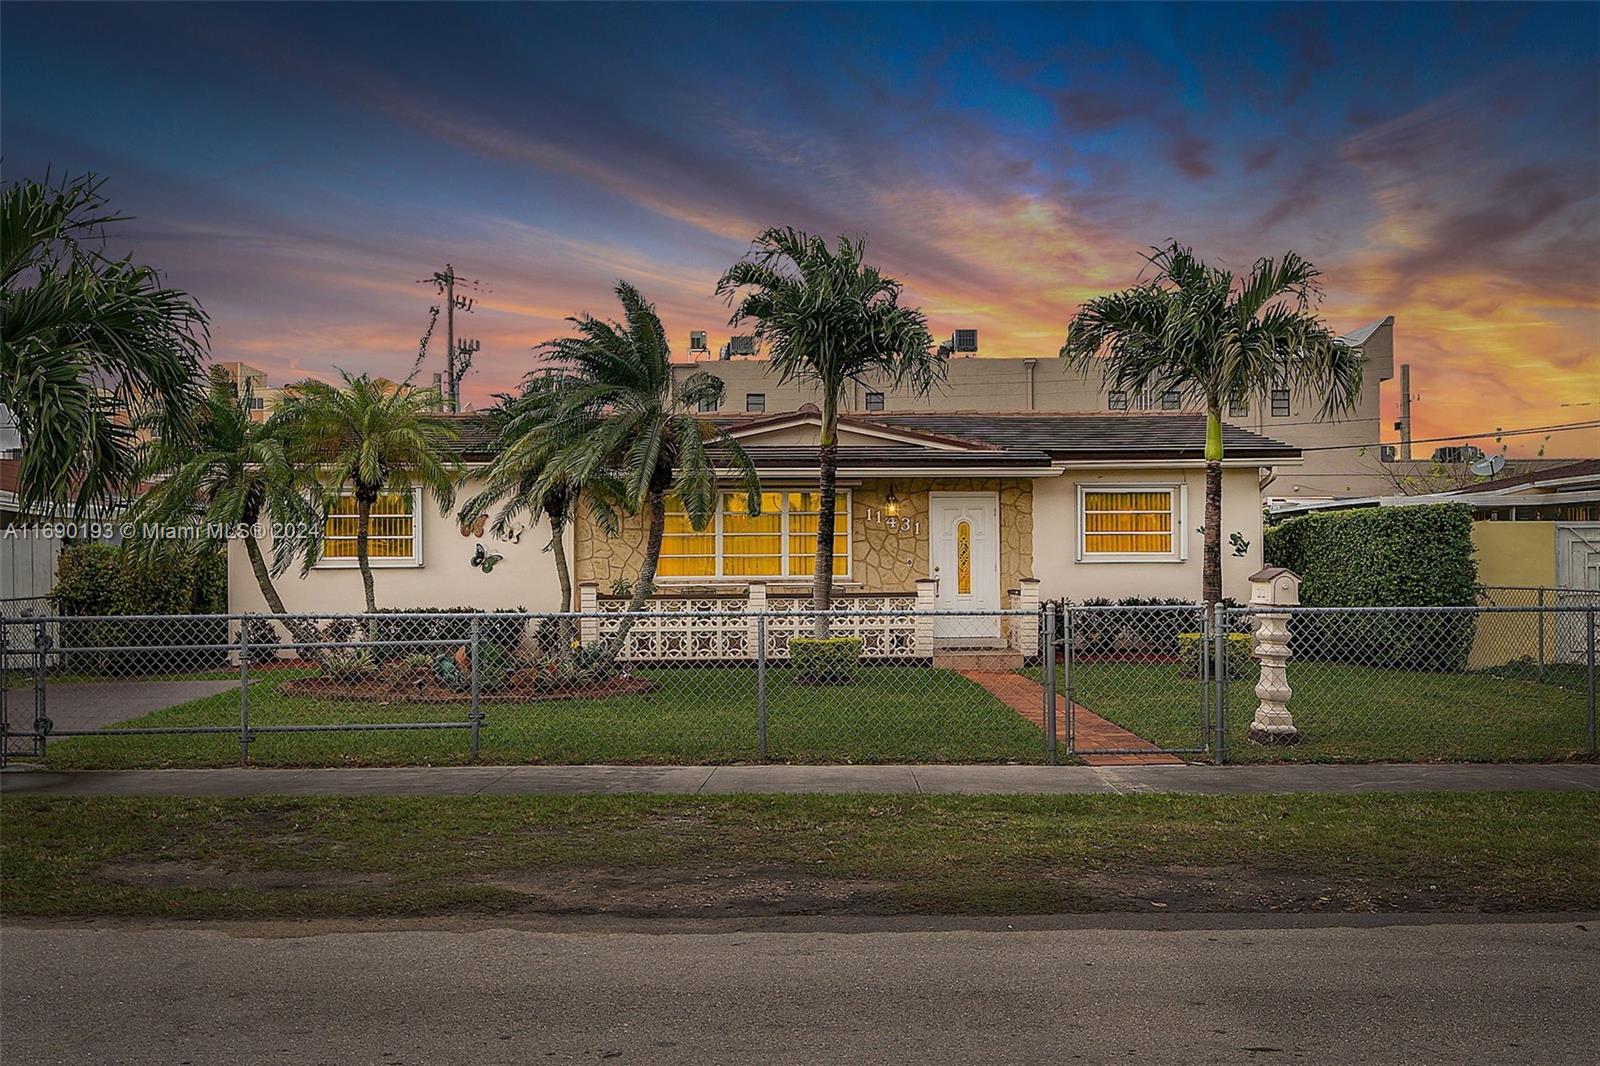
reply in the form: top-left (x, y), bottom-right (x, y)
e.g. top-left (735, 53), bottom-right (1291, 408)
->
top-left (1248, 567), bottom-right (1301, 607)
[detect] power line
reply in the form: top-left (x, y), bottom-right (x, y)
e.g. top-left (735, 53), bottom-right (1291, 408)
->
top-left (1293, 419), bottom-right (1600, 454)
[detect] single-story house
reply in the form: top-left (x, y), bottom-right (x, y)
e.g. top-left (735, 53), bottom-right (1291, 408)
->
top-left (227, 408), bottom-right (1299, 634)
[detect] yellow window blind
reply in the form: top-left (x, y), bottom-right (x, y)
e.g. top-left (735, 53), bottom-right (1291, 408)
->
top-left (1082, 490), bottom-right (1174, 555)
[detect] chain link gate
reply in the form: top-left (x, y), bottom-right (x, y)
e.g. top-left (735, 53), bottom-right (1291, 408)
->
top-left (1040, 603), bottom-right (1230, 764)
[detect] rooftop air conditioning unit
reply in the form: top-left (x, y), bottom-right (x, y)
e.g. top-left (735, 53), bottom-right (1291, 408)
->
top-left (727, 335), bottom-right (756, 357)
top-left (953, 329), bottom-right (978, 353)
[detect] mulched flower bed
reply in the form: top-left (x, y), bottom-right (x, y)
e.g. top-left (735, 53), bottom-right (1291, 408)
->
top-left (280, 673), bottom-right (656, 704)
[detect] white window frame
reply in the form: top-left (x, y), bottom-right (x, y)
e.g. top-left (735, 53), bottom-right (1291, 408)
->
top-left (314, 486), bottom-right (425, 569)
top-left (659, 488), bottom-right (852, 582)
top-left (1075, 483), bottom-right (1186, 563)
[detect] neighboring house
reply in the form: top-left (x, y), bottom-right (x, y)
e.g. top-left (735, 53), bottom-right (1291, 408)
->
top-left (672, 318), bottom-right (1394, 501)
top-left (210, 361), bottom-right (284, 423)
top-left (227, 407), bottom-right (1298, 622)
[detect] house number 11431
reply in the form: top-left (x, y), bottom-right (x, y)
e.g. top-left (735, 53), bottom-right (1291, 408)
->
top-left (863, 508), bottom-right (920, 534)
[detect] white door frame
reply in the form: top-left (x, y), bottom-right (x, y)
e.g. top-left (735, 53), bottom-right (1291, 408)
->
top-left (928, 491), bottom-right (1002, 643)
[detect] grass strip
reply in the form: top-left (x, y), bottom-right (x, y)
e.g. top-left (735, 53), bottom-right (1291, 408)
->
top-left (3, 792), bottom-right (1595, 919)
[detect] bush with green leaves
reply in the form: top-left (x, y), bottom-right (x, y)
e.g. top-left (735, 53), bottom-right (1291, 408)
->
top-left (1176, 632), bottom-right (1255, 680)
top-left (1265, 503), bottom-right (1477, 669)
top-left (318, 647), bottom-right (376, 684)
top-left (788, 636), bottom-right (862, 684)
top-left (365, 607), bottom-right (526, 662)
top-left (51, 543), bottom-right (228, 674)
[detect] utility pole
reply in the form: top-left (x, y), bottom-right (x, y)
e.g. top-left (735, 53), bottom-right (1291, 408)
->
top-left (419, 263), bottom-right (484, 412)
top-left (1397, 363), bottom-right (1414, 461)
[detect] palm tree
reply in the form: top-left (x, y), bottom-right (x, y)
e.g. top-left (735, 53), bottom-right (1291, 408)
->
top-left (717, 228), bottom-right (939, 631)
top-left (531, 281), bottom-right (760, 651)
top-left (128, 373), bottom-right (325, 616)
top-left (1061, 242), bottom-right (1363, 605)
top-left (1, 173), bottom-right (208, 515)
top-left (281, 372), bottom-right (460, 612)
top-left (458, 378), bottom-right (624, 619)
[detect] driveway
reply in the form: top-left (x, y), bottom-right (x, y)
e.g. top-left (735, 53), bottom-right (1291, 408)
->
top-left (3, 679), bottom-right (239, 738)
top-left (2, 919), bottom-right (1596, 1064)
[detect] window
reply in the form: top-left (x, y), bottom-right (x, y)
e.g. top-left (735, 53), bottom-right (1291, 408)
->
top-left (955, 519), bottom-right (972, 595)
top-left (745, 393), bottom-right (765, 413)
top-left (698, 395), bottom-right (719, 413)
top-left (657, 490), bottom-right (850, 579)
top-left (249, 396), bottom-right (265, 411)
top-left (1271, 389), bottom-right (1291, 417)
top-left (1108, 390), bottom-right (1128, 411)
top-left (318, 489), bottom-right (422, 567)
top-left (865, 391), bottom-right (886, 412)
top-left (1078, 486), bottom-right (1182, 560)
top-left (1160, 390), bottom-right (1181, 411)
top-left (1228, 395), bottom-right (1249, 418)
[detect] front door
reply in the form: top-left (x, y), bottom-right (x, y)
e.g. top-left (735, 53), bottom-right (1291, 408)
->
top-left (1556, 523), bottom-right (1600, 664)
top-left (929, 493), bottom-right (1001, 642)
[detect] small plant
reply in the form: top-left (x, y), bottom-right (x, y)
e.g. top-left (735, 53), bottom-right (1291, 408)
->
top-left (242, 618), bottom-right (280, 665)
top-left (319, 647), bottom-right (377, 684)
top-left (1176, 632), bottom-right (1255, 680)
top-left (789, 636), bottom-right (862, 685)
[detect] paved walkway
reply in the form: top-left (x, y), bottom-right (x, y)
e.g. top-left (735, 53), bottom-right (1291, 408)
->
top-left (2, 680), bottom-right (240, 739)
top-left (3, 762), bottom-right (1596, 797)
top-left (962, 670), bottom-right (1184, 766)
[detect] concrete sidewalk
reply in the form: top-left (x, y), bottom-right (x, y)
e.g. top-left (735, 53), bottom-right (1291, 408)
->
top-left (3, 761), bottom-right (1597, 797)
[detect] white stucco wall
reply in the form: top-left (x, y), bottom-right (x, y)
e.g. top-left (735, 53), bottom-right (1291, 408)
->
top-left (1032, 466), bottom-right (1266, 603)
top-left (227, 478), bottom-right (569, 615)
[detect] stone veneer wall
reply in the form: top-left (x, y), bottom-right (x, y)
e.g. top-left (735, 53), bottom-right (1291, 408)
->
top-left (574, 478), bottom-right (1035, 596)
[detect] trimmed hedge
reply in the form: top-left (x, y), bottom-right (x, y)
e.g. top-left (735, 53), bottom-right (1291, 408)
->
top-left (1177, 632), bottom-right (1255, 680)
top-left (1264, 503), bottom-right (1477, 669)
top-left (51, 544), bottom-right (228, 674)
top-left (789, 636), bottom-right (862, 684)
top-left (365, 607), bottom-right (528, 663)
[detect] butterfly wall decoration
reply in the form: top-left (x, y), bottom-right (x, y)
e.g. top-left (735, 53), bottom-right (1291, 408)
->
top-left (470, 543), bottom-right (504, 573)
top-left (460, 513), bottom-right (488, 538)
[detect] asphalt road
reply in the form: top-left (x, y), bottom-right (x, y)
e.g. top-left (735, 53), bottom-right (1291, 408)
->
top-left (3, 919), bottom-right (1597, 1064)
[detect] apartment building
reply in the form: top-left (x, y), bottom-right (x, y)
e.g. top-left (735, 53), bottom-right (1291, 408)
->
top-left (671, 318), bottom-right (1400, 501)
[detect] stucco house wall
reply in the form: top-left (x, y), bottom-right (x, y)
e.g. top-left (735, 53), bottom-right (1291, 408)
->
top-left (1032, 466), bottom-right (1266, 603)
top-left (227, 475), bottom-right (571, 615)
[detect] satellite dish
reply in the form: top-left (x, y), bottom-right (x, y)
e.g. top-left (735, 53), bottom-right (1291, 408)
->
top-left (1470, 453), bottom-right (1506, 477)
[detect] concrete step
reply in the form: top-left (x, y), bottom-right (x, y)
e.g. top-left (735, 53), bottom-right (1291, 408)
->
top-left (934, 648), bottom-right (1023, 671)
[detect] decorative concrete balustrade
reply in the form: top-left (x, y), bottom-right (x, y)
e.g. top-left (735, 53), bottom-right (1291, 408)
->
top-left (576, 579), bottom-right (1038, 663)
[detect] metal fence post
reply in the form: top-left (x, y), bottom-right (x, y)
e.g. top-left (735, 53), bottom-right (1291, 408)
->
top-left (469, 616), bottom-right (482, 759)
top-left (32, 619), bottom-right (48, 743)
top-left (239, 615), bottom-right (252, 766)
top-left (1062, 607), bottom-right (1075, 756)
top-left (1043, 603), bottom-right (1058, 765)
top-left (1587, 606), bottom-right (1596, 756)
top-left (1200, 604), bottom-right (1212, 754)
top-left (1538, 587), bottom-right (1547, 680)
top-left (1, 615), bottom-right (9, 767)
top-left (756, 611), bottom-right (768, 761)
top-left (1213, 602), bottom-right (1227, 766)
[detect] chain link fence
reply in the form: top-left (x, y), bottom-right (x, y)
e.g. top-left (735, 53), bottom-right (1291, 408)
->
top-left (4, 602), bottom-right (1595, 768)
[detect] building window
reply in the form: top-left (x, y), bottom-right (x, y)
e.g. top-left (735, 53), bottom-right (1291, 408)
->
top-left (1108, 390), bottom-right (1128, 411)
top-left (865, 391), bottom-right (885, 412)
top-left (1228, 395), bottom-right (1249, 418)
top-left (1160, 390), bottom-right (1181, 411)
top-left (745, 393), bottom-right (765, 413)
top-left (658, 490), bottom-right (850, 579)
top-left (698, 395), bottom-right (719, 413)
top-left (1078, 486), bottom-right (1182, 560)
top-left (955, 519), bottom-right (972, 595)
top-left (317, 489), bottom-right (422, 567)
top-left (1271, 389), bottom-right (1290, 417)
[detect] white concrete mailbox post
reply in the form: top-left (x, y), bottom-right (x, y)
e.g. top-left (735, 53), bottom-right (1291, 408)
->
top-left (1248, 567), bottom-right (1302, 745)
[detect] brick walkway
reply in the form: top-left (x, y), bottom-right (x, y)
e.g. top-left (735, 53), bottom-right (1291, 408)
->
top-left (961, 671), bottom-right (1185, 766)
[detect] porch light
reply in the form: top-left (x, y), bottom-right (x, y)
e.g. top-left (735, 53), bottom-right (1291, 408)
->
top-left (884, 485), bottom-right (900, 517)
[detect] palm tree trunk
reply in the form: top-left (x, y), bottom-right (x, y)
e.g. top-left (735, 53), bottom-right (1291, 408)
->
top-left (356, 494), bottom-right (377, 614)
top-left (547, 507), bottom-right (574, 654)
top-left (604, 487), bottom-right (666, 659)
top-left (1202, 409), bottom-right (1224, 607)
top-left (811, 398), bottom-right (839, 637)
top-left (243, 533), bottom-right (320, 651)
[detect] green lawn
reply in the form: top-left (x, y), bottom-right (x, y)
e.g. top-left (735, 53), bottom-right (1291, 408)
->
top-left (1027, 659), bottom-right (1593, 762)
top-left (5, 792), bottom-right (1596, 918)
top-left (39, 665), bottom-right (1046, 769)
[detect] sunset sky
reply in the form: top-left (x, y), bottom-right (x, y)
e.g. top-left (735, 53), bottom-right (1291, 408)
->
top-left (4, 1), bottom-right (1597, 456)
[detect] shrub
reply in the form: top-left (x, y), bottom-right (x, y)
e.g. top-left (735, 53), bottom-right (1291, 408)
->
top-left (1265, 503), bottom-right (1477, 669)
top-left (365, 607), bottom-right (527, 662)
top-left (789, 636), bottom-right (862, 684)
top-left (319, 647), bottom-right (376, 684)
top-left (1176, 632), bottom-right (1255, 680)
top-left (52, 544), bottom-right (229, 674)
